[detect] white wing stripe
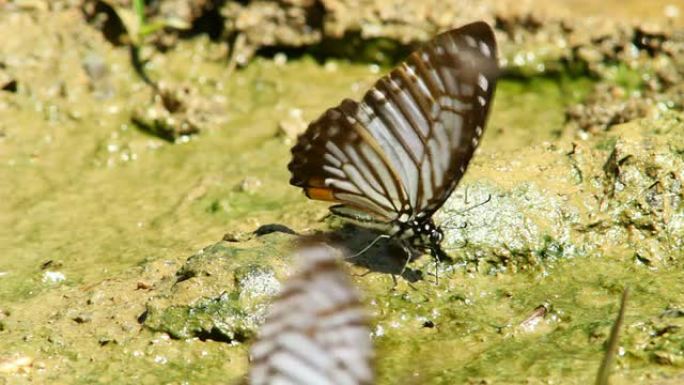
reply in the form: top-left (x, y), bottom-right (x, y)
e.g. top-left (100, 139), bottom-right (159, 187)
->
top-left (449, 114), bottom-right (464, 148)
top-left (336, 192), bottom-right (395, 219)
top-left (318, 308), bottom-right (368, 329)
top-left (420, 158), bottom-right (433, 207)
top-left (358, 144), bottom-right (402, 210)
top-left (343, 145), bottom-right (386, 199)
top-left (427, 137), bottom-right (443, 184)
top-left (270, 351), bottom-right (337, 385)
top-left (438, 66), bottom-right (459, 95)
top-left (387, 77), bottom-right (430, 138)
top-left (270, 375), bottom-right (297, 385)
top-left (358, 103), bottom-right (419, 209)
top-left (367, 88), bottom-right (424, 162)
top-left (405, 60), bottom-right (434, 104)
top-left (323, 153), bottom-right (342, 168)
top-left (276, 332), bottom-right (336, 370)
top-left (432, 113), bottom-right (451, 174)
top-left (325, 141), bottom-right (349, 163)
top-left (323, 164), bottom-right (346, 179)
top-left (418, 52), bottom-right (446, 93)
top-left (327, 179), bottom-right (361, 195)
top-left (341, 164), bottom-right (394, 211)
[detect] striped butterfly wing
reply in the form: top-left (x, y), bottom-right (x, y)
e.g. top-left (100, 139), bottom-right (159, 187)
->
top-left (249, 244), bottom-right (373, 385)
top-left (289, 21), bottom-right (498, 224)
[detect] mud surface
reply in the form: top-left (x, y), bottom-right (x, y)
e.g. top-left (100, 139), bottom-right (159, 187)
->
top-left (1, 1), bottom-right (684, 384)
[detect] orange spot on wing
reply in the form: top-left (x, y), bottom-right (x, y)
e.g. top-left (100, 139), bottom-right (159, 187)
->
top-left (305, 187), bottom-right (337, 202)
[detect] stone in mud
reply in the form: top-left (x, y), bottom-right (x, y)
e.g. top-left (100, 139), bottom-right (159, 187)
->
top-left (235, 176), bottom-right (263, 194)
top-left (222, 0), bottom-right (324, 65)
top-left (563, 23), bottom-right (684, 133)
top-left (276, 107), bottom-right (307, 143)
top-left (565, 84), bottom-right (657, 133)
top-left (220, 0), bottom-right (684, 91)
top-left (0, 355), bottom-right (33, 375)
top-left (82, 51), bottom-right (116, 100)
top-left (437, 113), bottom-right (684, 272)
top-left (141, 233), bottom-right (295, 342)
top-left (0, 72), bottom-right (17, 93)
top-left (131, 82), bottom-right (205, 141)
top-left (437, 178), bottom-right (582, 273)
top-left (221, 0), bottom-right (494, 64)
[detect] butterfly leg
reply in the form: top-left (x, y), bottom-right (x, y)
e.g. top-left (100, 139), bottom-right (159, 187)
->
top-left (346, 234), bottom-right (391, 260)
top-left (351, 269), bottom-right (374, 278)
top-left (433, 242), bottom-right (451, 262)
top-left (426, 243), bottom-right (452, 285)
top-left (428, 247), bottom-right (441, 285)
top-left (398, 241), bottom-right (413, 278)
top-left (390, 274), bottom-right (398, 289)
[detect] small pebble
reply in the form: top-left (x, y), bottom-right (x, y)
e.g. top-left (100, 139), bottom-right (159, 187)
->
top-left (0, 355), bottom-right (33, 374)
top-left (277, 108), bottom-right (307, 142)
top-left (42, 271), bottom-right (65, 284)
top-left (236, 176), bottom-right (262, 193)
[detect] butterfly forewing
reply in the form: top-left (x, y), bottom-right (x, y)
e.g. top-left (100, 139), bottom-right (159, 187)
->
top-left (249, 244), bottom-right (373, 385)
top-left (289, 21), bottom-right (498, 227)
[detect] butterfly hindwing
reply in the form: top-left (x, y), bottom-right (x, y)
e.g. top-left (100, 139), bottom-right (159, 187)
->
top-left (289, 21), bottom-right (498, 225)
top-left (289, 102), bottom-right (408, 222)
top-left (249, 244), bottom-right (373, 385)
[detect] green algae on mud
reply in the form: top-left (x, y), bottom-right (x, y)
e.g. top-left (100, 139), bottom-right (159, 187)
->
top-left (1, 61), bottom-right (679, 385)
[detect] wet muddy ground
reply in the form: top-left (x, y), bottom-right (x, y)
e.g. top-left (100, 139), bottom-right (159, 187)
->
top-left (1, 1), bottom-right (684, 384)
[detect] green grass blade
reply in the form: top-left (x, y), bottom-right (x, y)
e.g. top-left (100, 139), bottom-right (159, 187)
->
top-left (595, 288), bottom-right (629, 385)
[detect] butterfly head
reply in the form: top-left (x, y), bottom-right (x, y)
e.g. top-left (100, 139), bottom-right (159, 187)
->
top-left (405, 218), bottom-right (443, 251)
top-left (429, 225), bottom-right (444, 246)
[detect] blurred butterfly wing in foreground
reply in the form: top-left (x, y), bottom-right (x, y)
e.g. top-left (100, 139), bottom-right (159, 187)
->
top-left (249, 245), bottom-right (373, 385)
top-left (288, 21), bottom-right (498, 246)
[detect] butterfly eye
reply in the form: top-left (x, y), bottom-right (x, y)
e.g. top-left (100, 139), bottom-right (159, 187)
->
top-left (430, 228), bottom-right (444, 245)
top-left (288, 21), bottom-right (498, 258)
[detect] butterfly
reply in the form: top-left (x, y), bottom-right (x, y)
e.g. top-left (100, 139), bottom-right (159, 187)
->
top-left (249, 244), bottom-right (373, 385)
top-left (288, 21), bottom-right (499, 260)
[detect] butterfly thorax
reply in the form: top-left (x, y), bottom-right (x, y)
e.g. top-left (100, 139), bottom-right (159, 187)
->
top-left (396, 217), bottom-right (444, 252)
top-left (331, 203), bottom-right (445, 253)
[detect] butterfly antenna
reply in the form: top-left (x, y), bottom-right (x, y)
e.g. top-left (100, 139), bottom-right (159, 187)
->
top-left (442, 239), bottom-right (468, 250)
top-left (462, 193), bottom-right (491, 214)
top-left (442, 221), bottom-right (467, 231)
top-left (441, 194), bottom-right (491, 230)
top-left (346, 234), bottom-right (390, 260)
